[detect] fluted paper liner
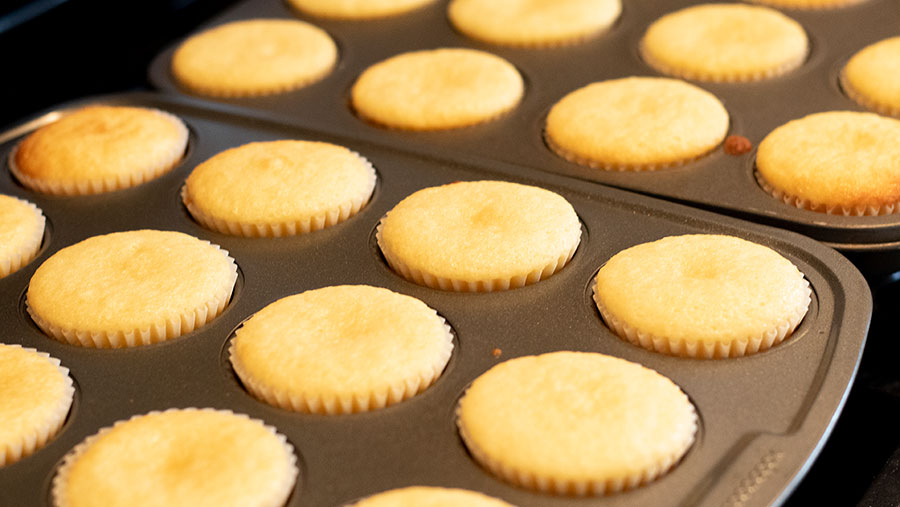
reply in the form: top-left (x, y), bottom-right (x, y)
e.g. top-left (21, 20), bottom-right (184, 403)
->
top-left (544, 128), bottom-right (717, 172)
top-left (0, 345), bottom-right (74, 467)
top-left (9, 109), bottom-right (188, 196)
top-left (0, 197), bottom-right (45, 278)
top-left (230, 320), bottom-right (454, 415)
top-left (756, 169), bottom-right (900, 216)
top-left (51, 408), bottom-right (298, 507)
top-left (182, 151), bottom-right (376, 237)
top-left (593, 276), bottom-right (812, 359)
top-left (176, 60), bottom-right (335, 99)
top-left (376, 219), bottom-right (579, 292)
top-left (354, 97), bottom-right (521, 132)
top-left (28, 243), bottom-right (237, 348)
top-left (639, 39), bottom-right (808, 83)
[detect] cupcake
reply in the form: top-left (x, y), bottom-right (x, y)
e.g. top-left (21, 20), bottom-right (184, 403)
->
top-left (52, 408), bottom-right (297, 507)
top-left (457, 351), bottom-right (697, 495)
top-left (183, 140), bottom-right (376, 237)
top-left (172, 19), bottom-right (337, 97)
top-left (756, 111), bottom-right (900, 215)
top-left (377, 180), bottom-right (581, 291)
top-left (0, 344), bottom-right (74, 466)
top-left (286, 0), bottom-right (437, 19)
top-left (0, 195), bottom-right (45, 278)
top-left (545, 77), bottom-right (729, 170)
top-left (230, 285), bottom-right (453, 414)
top-left (593, 235), bottom-right (811, 358)
top-left (448, 0), bottom-right (621, 47)
top-left (351, 48), bottom-right (523, 130)
top-left (640, 4), bottom-right (808, 82)
top-left (352, 486), bottom-right (513, 506)
top-left (27, 230), bottom-right (237, 348)
top-left (11, 105), bottom-right (188, 195)
top-left (841, 36), bottom-right (900, 118)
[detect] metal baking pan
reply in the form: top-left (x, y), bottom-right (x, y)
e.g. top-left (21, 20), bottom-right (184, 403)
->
top-left (147, 0), bottom-right (900, 280)
top-left (0, 93), bottom-right (871, 506)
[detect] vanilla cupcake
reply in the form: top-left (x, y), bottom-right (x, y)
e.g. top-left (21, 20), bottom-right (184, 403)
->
top-left (172, 19), bottom-right (337, 97)
top-left (27, 230), bottom-right (237, 348)
top-left (457, 351), bottom-right (697, 495)
top-left (377, 181), bottom-right (581, 291)
top-left (841, 36), bottom-right (900, 118)
top-left (183, 140), bottom-right (376, 237)
top-left (52, 409), bottom-right (297, 507)
top-left (448, 0), bottom-right (621, 47)
top-left (0, 195), bottom-right (44, 278)
top-left (11, 106), bottom-right (188, 195)
top-left (641, 4), bottom-right (808, 82)
top-left (594, 235), bottom-right (811, 358)
top-left (0, 344), bottom-right (74, 466)
top-left (352, 486), bottom-right (513, 506)
top-left (287, 0), bottom-right (436, 19)
top-left (545, 77), bottom-right (729, 170)
top-left (230, 285), bottom-right (453, 414)
top-left (351, 48), bottom-right (523, 130)
top-left (756, 111), bottom-right (900, 215)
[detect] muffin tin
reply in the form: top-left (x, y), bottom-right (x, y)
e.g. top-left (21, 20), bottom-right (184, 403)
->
top-left (147, 0), bottom-right (900, 280)
top-left (0, 94), bottom-right (871, 506)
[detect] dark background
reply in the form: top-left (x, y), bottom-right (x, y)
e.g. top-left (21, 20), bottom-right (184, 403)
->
top-left (1, 1), bottom-right (898, 505)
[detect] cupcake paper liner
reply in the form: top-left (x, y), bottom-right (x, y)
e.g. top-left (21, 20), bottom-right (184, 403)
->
top-left (230, 321), bottom-right (454, 414)
top-left (9, 109), bottom-right (188, 196)
top-left (544, 129), bottom-right (717, 171)
top-left (592, 278), bottom-right (811, 359)
top-left (50, 408), bottom-right (298, 507)
top-left (175, 62), bottom-right (336, 98)
top-left (0, 345), bottom-right (74, 467)
top-left (755, 169), bottom-right (899, 216)
top-left (28, 244), bottom-right (237, 348)
top-left (354, 97), bottom-right (521, 131)
top-left (839, 70), bottom-right (900, 119)
top-left (451, 29), bottom-right (610, 49)
top-left (456, 397), bottom-right (697, 496)
top-left (639, 39), bottom-right (808, 83)
top-left (182, 152), bottom-right (376, 237)
top-left (376, 219), bottom-right (578, 292)
top-left (0, 197), bottom-right (44, 278)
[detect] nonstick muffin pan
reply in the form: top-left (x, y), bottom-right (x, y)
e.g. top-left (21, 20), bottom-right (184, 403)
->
top-left (147, 0), bottom-right (900, 280)
top-left (0, 93), bottom-right (871, 506)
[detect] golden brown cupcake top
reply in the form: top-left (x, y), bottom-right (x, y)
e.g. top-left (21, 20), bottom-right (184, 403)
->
top-left (13, 106), bottom-right (188, 195)
top-left (377, 180), bottom-right (581, 291)
top-left (448, 0), bottom-right (621, 47)
top-left (0, 195), bottom-right (44, 278)
top-left (457, 351), bottom-right (696, 495)
top-left (52, 409), bottom-right (297, 507)
top-left (545, 77), bottom-right (729, 169)
top-left (757, 111), bottom-right (900, 215)
top-left (28, 230), bottom-right (237, 347)
top-left (0, 344), bottom-right (74, 467)
top-left (351, 48), bottom-right (523, 130)
top-left (172, 19), bottom-right (337, 97)
top-left (641, 3), bottom-right (808, 82)
top-left (841, 36), bottom-right (900, 117)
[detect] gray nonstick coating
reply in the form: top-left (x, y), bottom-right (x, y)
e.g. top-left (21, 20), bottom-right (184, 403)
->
top-left (0, 93), bottom-right (871, 506)
top-left (147, 0), bottom-right (900, 279)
